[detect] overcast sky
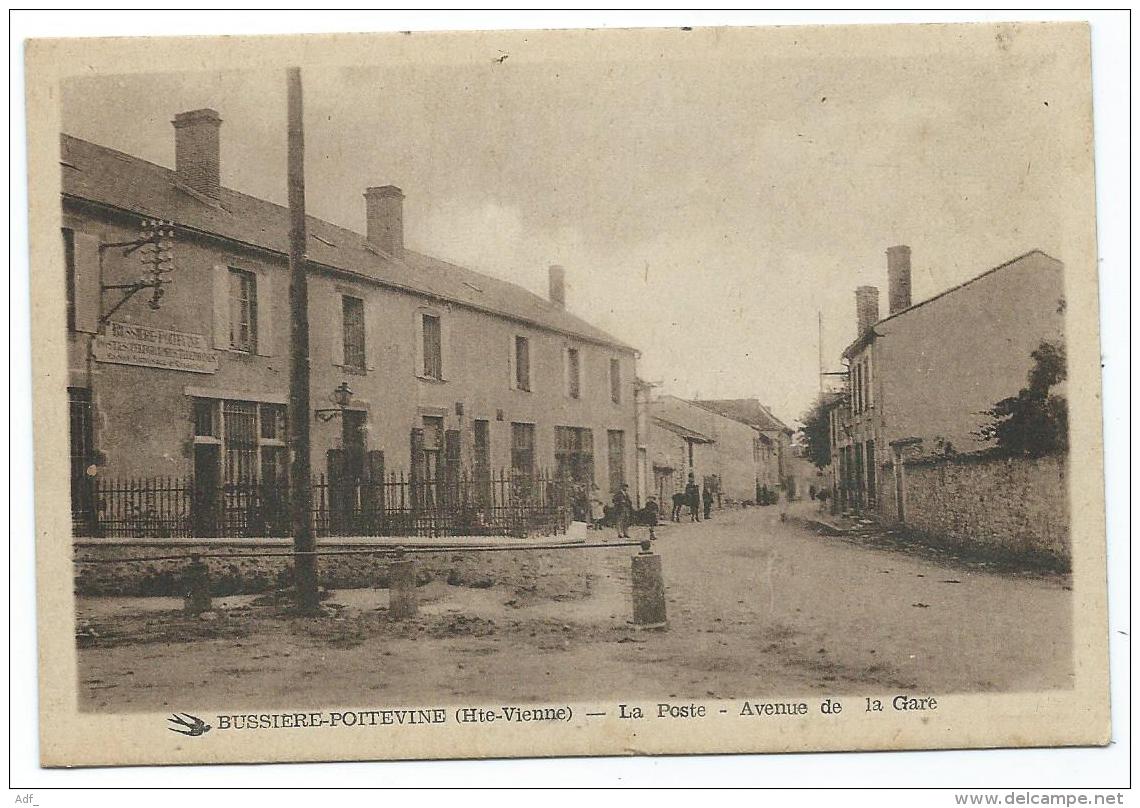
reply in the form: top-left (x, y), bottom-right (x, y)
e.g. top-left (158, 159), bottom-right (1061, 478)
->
top-left (60, 25), bottom-right (1083, 426)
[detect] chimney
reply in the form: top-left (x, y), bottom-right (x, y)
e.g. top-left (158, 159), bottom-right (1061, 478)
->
top-left (364, 185), bottom-right (405, 256)
top-left (855, 285), bottom-right (880, 335)
top-left (887, 245), bottom-right (912, 314)
top-left (548, 264), bottom-right (566, 308)
top-left (172, 109), bottom-right (222, 199)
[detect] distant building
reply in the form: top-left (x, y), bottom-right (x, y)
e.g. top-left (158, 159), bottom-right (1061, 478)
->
top-left (647, 394), bottom-right (790, 504)
top-left (829, 246), bottom-right (1065, 519)
top-left (63, 109), bottom-right (640, 535)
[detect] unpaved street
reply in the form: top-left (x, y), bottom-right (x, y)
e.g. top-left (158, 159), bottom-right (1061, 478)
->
top-left (78, 505), bottom-right (1072, 712)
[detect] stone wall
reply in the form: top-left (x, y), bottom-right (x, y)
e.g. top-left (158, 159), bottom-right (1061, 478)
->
top-left (899, 452), bottom-right (1069, 569)
top-left (74, 537), bottom-right (602, 599)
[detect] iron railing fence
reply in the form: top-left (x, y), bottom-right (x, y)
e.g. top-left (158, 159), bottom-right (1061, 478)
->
top-left (72, 470), bottom-right (574, 540)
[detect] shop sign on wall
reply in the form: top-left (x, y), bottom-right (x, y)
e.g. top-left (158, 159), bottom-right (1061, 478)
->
top-left (93, 320), bottom-right (219, 374)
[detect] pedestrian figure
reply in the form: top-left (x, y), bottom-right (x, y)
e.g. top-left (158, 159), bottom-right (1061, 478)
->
top-left (613, 483), bottom-right (633, 538)
top-left (702, 486), bottom-right (714, 520)
top-left (671, 491), bottom-right (686, 522)
top-left (685, 474), bottom-right (701, 522)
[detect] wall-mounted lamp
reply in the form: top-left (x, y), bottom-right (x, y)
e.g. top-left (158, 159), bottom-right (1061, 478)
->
top-left (315, 381), bottom-right (354, 422)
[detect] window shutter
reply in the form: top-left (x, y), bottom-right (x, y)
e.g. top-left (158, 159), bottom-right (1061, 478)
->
top-left (364, 299), bottom-right (377, 372)
top-left (507, 334), bottom-right (516, 390)
top-left (212, 265), bottom-right (230, 349)
top-left (256, 271), bottom-right (273, 356)
top-left (332, 295), bottom-right (345, 367)
top-left (72, 232), bottom-right (101, 333)
top-left (414, 311), bottom-right (425, 377)
top-left (439, 310), bottom-right (452, 381)
top-left (562, 346), bottom-right (570, 397)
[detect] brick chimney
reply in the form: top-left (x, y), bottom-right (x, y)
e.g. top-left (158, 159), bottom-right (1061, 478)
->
top-left (172, 109), bottom-right (222, 199)
top-left (548, 265), bottom-right (566, 308)
top-left (364, 185), bottom-right (405, 256)
top-left (855, 285), bottom-right (880, 335)
top-left (887, 245), bottom-right (912, 315)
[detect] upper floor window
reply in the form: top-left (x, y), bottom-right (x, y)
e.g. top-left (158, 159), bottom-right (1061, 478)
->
top-left (609, 358), bottom-right (622, 404)
top-left (421, 313), bottom-right (443, 380)
top-left (514, 336), bottom-right (531, 391)
top-left (342, 295), bottom-right (366, 371)
top-left (565, 347), bottom-right (581, 399)
top-left (229, 268), bottom-right (258, 353)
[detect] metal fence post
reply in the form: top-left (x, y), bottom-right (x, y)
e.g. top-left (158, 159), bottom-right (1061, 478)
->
top-left (184, 553), bottom-right (212, 615)
top-left (388, 547), bottom-right (418, 619)
top-left (631, 539), bottom-right (667, 628)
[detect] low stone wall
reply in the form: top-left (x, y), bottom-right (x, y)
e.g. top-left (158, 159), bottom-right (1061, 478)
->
top-left (900, 452), bottom-right (1069, 569)
top-left (74, 537), bottom-right (602, 599)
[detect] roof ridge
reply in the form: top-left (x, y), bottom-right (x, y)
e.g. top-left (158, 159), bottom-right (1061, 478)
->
top-left (61, 131), bottom-right (634, 352)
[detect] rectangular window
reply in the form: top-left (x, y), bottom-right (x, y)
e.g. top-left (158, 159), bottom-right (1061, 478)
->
top-left (555, 426), bottom-right (594, 485)
top-left (422, 313), bottom-right (442, 379)
top-left (260, 403), bottom-right (287, 441)
top-left (514, 336), bottom-right (531, 391)
top-left (192, 398), bottom-right (289, 508)
top-left (229, 269), bottom-right (258, 353)
top-left (63, 228), bottom-right (76, 332)
top-left (607, 429), bottom-right (626, 492)
top-left (511, 422), bottom-right (536, 477)
top-left (609, 358), bottom-right (622, 404)
top-left (342, 295), bottom-right (366, 370)
top-left (419, 415), bottom-right (444, 507)
top-left (222, 401), bottom-right (259, 484)
top-left (566, 347), bottom-right (581, 399)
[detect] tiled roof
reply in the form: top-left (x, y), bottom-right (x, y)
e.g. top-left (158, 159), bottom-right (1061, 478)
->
top-left (691, 398), bottom-right (792, 433)
top-left (61, 133), bottom-right (635, 352)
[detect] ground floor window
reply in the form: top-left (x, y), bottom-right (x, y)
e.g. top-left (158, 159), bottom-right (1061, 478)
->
top-left (555, 426), bottom-right (594, 485)
top-left (865, 440), bottom-right (876, 506)
top-left (511, 422), bottom-right (535, 477)
top-left (192, 398), bottom-right (288, 488)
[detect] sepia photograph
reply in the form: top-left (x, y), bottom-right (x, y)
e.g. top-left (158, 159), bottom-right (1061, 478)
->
top-left (22, 17), bottom-right (1114, 771)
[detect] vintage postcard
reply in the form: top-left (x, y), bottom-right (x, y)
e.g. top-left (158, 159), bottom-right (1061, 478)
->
top-left (26, 22), bottom-right (1109, 767)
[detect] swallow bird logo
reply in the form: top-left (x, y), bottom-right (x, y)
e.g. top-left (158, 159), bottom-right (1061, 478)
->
top-left (167, 712), bottom-right (212, 737)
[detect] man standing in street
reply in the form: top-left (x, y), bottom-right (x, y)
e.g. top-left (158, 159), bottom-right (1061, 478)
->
top-left (613, 483), bottom-right (633, 538)
top-left (703, 485), bottom-right (714, 521)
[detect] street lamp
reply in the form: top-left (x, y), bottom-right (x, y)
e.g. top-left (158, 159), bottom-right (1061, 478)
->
top-left (314, 381), bottom-right (353, 422)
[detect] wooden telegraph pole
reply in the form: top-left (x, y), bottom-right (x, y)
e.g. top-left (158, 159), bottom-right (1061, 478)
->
top-left (286, 67), bottom-right (320, 615)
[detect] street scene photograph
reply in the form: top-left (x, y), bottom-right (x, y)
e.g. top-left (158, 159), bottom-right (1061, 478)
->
top-left (29, 21), bottom-right (1110, 767)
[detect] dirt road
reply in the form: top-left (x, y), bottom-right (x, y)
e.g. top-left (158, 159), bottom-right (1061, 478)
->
top-left (77, 504), bottom-right (1072, 712)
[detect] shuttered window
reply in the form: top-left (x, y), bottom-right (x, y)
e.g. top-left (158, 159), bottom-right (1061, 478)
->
top-left (609, 358), bottom-right (622, 404)
top-left (422, 313), bottom-right (443, 379)
top-left (515, 336), bottom-right (531, 391)
top-left (342, 295), bottom-right (366, 370)
top-left (566, 347), bottom-right (580, 399)
top-left (229, 269), bottom-right (258, 353)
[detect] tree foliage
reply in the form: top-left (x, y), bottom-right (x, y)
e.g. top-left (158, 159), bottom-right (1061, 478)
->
top-left (975, 339), bottom-right (1068, 456)
top-left (798, 392), bottom-right (843, 469)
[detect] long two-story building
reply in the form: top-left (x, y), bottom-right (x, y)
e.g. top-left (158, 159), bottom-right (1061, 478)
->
top-left (63, 108), bottom-right (640, 536)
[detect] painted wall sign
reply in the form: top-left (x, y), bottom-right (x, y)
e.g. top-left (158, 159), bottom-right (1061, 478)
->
top-left (93, 321), bottom-right (219, 374)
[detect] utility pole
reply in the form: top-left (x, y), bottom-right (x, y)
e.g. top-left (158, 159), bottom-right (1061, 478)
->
top-left (286, 67), bottom-right (320, 615)
top-left (818, 310), bottom-right (824, 393)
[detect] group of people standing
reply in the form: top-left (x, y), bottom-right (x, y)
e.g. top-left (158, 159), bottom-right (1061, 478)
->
top-left (573, 473), bottom-right (716, 539)
top-left (670, 472), bottom-right (714, 523)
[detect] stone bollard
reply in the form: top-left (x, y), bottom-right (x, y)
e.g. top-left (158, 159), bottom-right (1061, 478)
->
top-left (631, 540), bottom-right (667, 628)
top-left (184, 554), bottom-right (212, 615)
top-left (388, 547), bottom-right (418, 619)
